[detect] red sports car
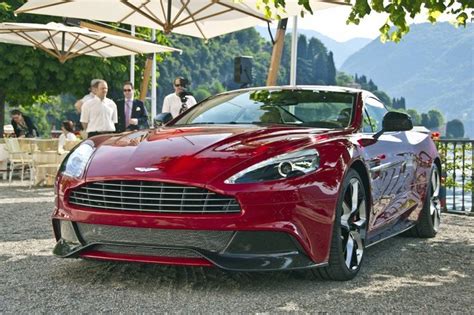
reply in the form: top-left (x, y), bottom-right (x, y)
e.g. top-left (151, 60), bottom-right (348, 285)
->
top-left (54, 86), bottom-right (442, 280)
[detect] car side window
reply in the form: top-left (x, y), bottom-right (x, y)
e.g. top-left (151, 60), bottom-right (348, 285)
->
top-left (362, 109), bottom-right (374, 133)
top-left (364, 98), bottom-right (388, 133)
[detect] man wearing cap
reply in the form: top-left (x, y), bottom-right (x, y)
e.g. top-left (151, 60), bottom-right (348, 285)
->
top-left (115, 81), bottom-right (149, 132)
top-left (74, 78), bottom-right (100, 113)
top-left (80, 79), bottom-right (118, 138)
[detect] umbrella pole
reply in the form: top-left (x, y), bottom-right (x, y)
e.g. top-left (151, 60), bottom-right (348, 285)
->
top-left (166, 0), bottom-right (172, 30)
top-left (61, 31), bottom-right (65, 56)
top-left (290, 16), bottom-right (298, 86)
top-left (139, 56), bottom-right (153, 102)
top-left (130, 25), bottom-right (135, 84)
top-left (151, 29), bottom-right (157, 120)
top-left (266, 18), bottom-right (287, 86)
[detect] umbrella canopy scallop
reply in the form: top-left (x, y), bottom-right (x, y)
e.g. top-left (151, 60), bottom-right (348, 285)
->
top-left (0, 22), bottom-right (180, 63)
top-left (15, 0), bottom-right (272, 40)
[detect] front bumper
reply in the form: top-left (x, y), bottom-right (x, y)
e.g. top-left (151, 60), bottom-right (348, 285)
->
top-left (53, 220), bottom-right (326, 271)
top-left (53, 173), bottom-right (339, 269)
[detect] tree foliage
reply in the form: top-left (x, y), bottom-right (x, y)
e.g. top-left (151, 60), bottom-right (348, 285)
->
top-left (446, 119), bottom-right (465, 139)
top-left (421, 109), bottom-right (444, 129)
top-left (392, 97), bottom-right (406, 110)
top-left (156, 28), bottom-right (272, 107)
top-left (265, 0), bottom-right (473, 42)
top-left (407, 109), bottom-right (421, 125)
top-left (0, 1), bottom-right (171, 137)
top-left (156, 32), bottom-right (338, 107)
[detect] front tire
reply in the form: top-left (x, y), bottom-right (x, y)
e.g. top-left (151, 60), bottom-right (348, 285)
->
top-left (311, 169), bottom-right (367, 281)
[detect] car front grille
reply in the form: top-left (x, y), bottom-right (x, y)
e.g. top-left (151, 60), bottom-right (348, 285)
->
top-left (92, 245), bottom-right (201, 258)
top-left (76, 223), bottom-right (234, 256)
top-left (68, 180), bottom-right (241, 214)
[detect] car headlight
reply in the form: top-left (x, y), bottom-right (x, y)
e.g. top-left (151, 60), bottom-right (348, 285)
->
top-left (60, 140), bottom-right (95, 178)
top-left (225, 148), bottom-right (319, 184)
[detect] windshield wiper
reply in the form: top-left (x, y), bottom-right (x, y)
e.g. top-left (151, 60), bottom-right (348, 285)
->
top-left (185, 122), bottom-right (216, 125)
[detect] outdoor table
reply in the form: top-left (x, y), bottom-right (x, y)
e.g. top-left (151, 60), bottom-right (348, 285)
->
top-left (0, 141), bottom-right (8, 180)
top-left (14, 138), bottom-right (60, 186)
top-left (32, 150), bottom-right (61, 186)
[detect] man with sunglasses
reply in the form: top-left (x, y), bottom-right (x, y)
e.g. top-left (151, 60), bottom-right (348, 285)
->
top-left (162, 77), bottom-right (197, 118)
top-left (116, 81), bottom-right (149, 133)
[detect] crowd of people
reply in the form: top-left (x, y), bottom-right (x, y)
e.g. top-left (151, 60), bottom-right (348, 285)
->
top-left (9, 76), bottom-right (198, 144)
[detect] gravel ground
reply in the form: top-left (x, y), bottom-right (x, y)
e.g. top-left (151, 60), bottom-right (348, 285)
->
top-left (1, 182), bottom-right (473, 313)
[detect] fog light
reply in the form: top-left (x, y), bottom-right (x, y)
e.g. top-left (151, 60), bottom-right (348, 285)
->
top-left (60, 220), bottom-right (80, 245)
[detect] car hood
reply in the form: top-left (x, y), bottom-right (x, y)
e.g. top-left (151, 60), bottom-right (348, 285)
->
top-left (86, 125), bottom-right (339, 184)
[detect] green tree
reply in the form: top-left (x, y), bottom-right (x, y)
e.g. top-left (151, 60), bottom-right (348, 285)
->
top-left (421, 109), bottom-right (445, 129)
top-left (407, 109), bottom-right (421, 125)
top-left (421, 113), bottom-right (431, 128)
top-left (157, 28), bottom-right (272, 107)
top-left (327, 52), bottom-right (337, 85)
top-left (297, 34), bottom-right (308, 60)
top-left (0, 1), bottom-right (169, 137)
top-left (193, 87), bottom-right (212, 103)
top-left (336, 72), bottom-right (354, 86)
top-left (266, 0), bottom-right (473, 42)
top-left (373, 90), bottom-right (392, 107)
top-left (307, 37), bottom-right (326, 60)
top-left (312, 53), bottom-right (328, 84)
top-left (392, 97), bottom-right (406, 110)
top-left (446, 119), bottom-right (465, 139)
top-left (427, 109), bottom-right (444, 129)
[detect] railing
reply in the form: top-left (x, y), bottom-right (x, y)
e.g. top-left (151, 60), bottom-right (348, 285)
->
top-left (436, 139), bottom-right (473, 215)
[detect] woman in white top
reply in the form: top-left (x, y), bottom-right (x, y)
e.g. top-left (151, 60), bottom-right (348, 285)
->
top-left (58, 120), bottom-right (77, 154)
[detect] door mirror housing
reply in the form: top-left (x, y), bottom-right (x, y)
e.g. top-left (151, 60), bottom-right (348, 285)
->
top-left (374, 112), bottom-right (413, 140)
top-left (383, 112), bottom-right (413, 131)
top-left (154, 112), bottom-right (173, 127)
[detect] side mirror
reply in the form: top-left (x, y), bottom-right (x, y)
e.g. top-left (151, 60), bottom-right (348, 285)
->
top-left (374, 112), bottom-right (413, 139)
top-left (383, 112), bottom-right (413, 131)
top-left (154, 112), bottom-right (173, 127)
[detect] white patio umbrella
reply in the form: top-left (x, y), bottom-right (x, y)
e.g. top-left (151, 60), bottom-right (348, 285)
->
top-left (0, 22), bottom-right (180, 63)
top-left (15, 0), bottom-right (272, 40)
top-left (14, 0), bottom-right (348, 112)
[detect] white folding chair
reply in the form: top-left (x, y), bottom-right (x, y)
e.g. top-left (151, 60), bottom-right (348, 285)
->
top-left (4, 138), bottom-right (34, 184)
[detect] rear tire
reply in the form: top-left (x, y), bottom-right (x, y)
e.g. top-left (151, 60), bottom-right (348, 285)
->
top-left (405, 165), bottom-right (441, 238)
top-left (310, 169), bottom-right (367, 281)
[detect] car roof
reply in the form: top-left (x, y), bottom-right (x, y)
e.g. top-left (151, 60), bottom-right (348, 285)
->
top-left (219, 85), bottom-right (368, 95)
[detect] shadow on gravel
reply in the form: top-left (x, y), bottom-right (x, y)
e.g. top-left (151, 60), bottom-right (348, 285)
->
top-left (43, 234), bottom-right (471, 296)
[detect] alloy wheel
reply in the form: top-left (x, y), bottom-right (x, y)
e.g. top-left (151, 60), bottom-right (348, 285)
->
top-left (430, 168), bottom-right (441, 232)
top-left (340, 178), bottom-right (367, 271)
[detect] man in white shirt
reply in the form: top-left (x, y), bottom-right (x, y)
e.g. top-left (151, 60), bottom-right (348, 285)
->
top-left (162, 77), bottom-right (197, 118)
top-left (80, 79), bottom-right (118, 138)
top-left (74, 78), bottom-right (100, 113)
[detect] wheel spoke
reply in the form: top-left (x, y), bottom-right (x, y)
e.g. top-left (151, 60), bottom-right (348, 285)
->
top-left (432, 196), bottom-right (441, 229)
top-left (352, 230), bottom-right (364, 267)
top-left (353, 217), bottom-right (366, 229)
top-left (341, 201), bottom-right (351, 230)
top-left (431, 170), bottom-right (440, 197)
top-left (357, 199), bottom-right (367, 223)
top-left (345, 234), bottom-right (354, 269)
top-left (351, 180), bottom-right (359, 214)
top-left (433, 205), bottom-right (440, 228)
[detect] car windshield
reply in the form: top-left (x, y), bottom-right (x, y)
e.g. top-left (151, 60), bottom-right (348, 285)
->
top-left (172, 89), bottom-right (356, 128)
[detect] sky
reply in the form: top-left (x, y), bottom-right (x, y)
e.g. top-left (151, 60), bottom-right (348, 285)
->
top-left (296, 6), bottom-right (386, 41)
top-left (265, 5), bottom-right (456, 42)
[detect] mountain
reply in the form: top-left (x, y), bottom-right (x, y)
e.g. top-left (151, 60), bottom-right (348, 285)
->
top-left (341, 23), bottom-right (474, 138)
top-left (255, 26), bottom-right (371, 68)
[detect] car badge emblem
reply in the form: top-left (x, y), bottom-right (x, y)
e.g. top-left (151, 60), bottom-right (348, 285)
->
top-left (135, 167), bottom-right (159, 172)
